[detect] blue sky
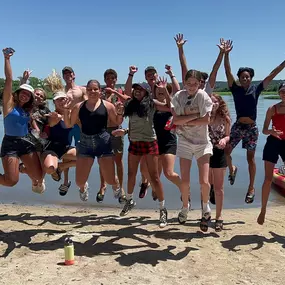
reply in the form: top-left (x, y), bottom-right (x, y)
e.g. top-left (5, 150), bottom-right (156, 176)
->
top-left (1, 0), bottom-right (285, 85)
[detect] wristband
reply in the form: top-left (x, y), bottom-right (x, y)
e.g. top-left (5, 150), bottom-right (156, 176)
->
top-left (128, 73), bottom-right (134, 77)
top-left (124, 129), bottom-right (129, 135)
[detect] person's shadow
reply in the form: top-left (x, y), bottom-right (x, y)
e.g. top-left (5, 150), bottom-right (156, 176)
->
top-left (115, 245), bottom-right (197, 267)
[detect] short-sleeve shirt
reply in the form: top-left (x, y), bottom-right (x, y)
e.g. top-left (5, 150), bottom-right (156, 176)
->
top-left (172, 89), bottom-right (213, 145)
top-left (230, 81), bottom-right (264, 121)
top-left (129, 108), bottom-right (156, 142)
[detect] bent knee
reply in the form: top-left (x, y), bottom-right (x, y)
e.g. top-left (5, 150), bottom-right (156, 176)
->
top-left (45, 165), bottom-right (56, 175)
top-left (5, 178), bottom-right (19, 187)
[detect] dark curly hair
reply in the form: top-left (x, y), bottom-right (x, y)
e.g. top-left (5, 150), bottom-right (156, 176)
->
top-left (13, 90), bottom-right (35, 113)
top-left (237, 67), bottom-right (254, 79)
top-left (124, 89), bottom-right (154, 118)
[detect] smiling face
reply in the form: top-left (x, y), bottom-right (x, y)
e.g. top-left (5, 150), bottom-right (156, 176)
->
top-left (238, 71), bottom-right (252, 88)
top-left (133, 86), bottom-right (147, 101)
top-left (86, 81), bottom-right (101, 101)
top-left (145, 70), bottom-right (158, 87)
top-left (104, 73), bottom-right (117, 88)
top-left (18, 89), bottom-right (32, 105)
top-left (34, 89), bottom-right (46, 105)
top-left (63, 70), bottom-right (75, 84)
top-left (54, 97), bottom-right (66, 112)
top-left (184, 77), bottom-right (200, 96)
top-left (154, 86), bottom-right (165, 102)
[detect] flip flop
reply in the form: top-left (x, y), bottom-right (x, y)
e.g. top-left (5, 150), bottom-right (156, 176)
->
top-left (215, 220), bottom-right (223, 232)
top-left (228, 166), bottom-right (238, 185)
top-left (51, 168), bottom-right (62, 182)
top-left (200, 216), bottom-right (211, 232)
top-left (59, 181), bottom-right (71, 196)
top-left (245, 190), bottom-right (255, 204)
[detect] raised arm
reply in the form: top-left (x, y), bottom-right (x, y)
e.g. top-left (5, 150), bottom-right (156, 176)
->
top-left (46, 112), bottom-right (63, 127)
top-left (20, 69), bottom-right (33, 85)
top-left (262, 60), bottom-right (285, 89)
top-left (153, 77), bottom-right (172, 112)
top-left (223, 40), bottom-right (235, 88)
top-left (63, 102), bottom-right (80, 128)
top-left (2, 48), bottom-right (15, 117)
top-left (208, 39), bottom-right (225, 89)
top-left (125, 66), bottom-right (138, 97)
top-left (165, 64), bottom-right (180, 94)
top-left (174, 34), bottom-right (188, 85)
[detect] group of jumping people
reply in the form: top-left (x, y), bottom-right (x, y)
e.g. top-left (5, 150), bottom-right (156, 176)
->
top-left (1, 34), bottom-right (285, 231)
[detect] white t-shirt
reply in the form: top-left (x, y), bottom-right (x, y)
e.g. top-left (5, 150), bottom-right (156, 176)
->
top-left (171, 89), bottom-right (213, 145)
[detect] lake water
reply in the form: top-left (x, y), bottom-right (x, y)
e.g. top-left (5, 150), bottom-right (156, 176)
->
top-left (1, 96), bottom-right (285, 210)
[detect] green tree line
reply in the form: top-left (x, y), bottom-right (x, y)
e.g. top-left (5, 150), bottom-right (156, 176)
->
top-left (0, 77), bottom-right (284, 101)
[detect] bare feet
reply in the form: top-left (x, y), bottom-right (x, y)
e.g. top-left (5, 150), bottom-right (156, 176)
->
top-left (257, 211), bottom-right (266, 225)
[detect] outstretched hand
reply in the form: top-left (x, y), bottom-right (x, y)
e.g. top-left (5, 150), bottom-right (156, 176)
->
top-left (111, 129), bottom-right (125, 137)
top-left (271, 126), bottom-right (283, 140)
top-left (224, 40), bottom-right (233, 54)
top-left (156, 76), bottom-right (167, 89)
top-left (45, 112), bottom-right (62, 119)
top-left (217, 38), bottom-right (226, 53)
top-left (23, 69), bottom-right (33, 81)
top-left (174, 33), bottom-right (187, 47)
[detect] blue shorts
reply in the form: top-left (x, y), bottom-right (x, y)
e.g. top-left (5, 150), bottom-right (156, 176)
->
top-left (68, 124), bottom-right (81, 146)
top-left (77, 131), bottom-right (113, 159)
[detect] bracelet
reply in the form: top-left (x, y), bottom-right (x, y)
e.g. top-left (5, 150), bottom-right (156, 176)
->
top-left (124, 128), bottom-right (129, 135)
top-left (171, 75), bottom-right (175, 79)
top-left (128, 73), bottom-right (134, 77)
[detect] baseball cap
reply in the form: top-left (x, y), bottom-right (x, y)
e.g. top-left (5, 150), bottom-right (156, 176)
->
top-left (53, 91), bottom-right (67, 100)
top-left (278, 82), bottom-right (285, 92)
top-left (15, 84), bottom-right (34, 97)
top-left (62, 66), bottom-right (74, 74)
top-left (144, 66), bottom-right (157, 74)
top-left (132, 82), bottom-right (150, 92)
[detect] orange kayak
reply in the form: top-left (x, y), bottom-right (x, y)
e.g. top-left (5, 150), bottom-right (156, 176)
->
top-left (272, 168), bottom-right (285, 195)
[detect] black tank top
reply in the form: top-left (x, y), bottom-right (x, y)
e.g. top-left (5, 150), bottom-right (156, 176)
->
top-left (79, 100), bottom-right (108, 135)
top-left (153, 111), bottom-right (176, 144)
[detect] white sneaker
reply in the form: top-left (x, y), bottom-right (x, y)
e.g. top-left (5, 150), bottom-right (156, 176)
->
top-left (32, 180), bottom-right (46, 194)
top-left (159, 208), bottom-right (168, 228)
top-left (178, 208), bottom-right (188, 224)
top-left (79, 182), bottom-right (89, 202)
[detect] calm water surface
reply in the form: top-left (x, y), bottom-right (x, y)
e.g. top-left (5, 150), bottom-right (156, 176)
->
top-left (1, 96), bottom-right (285, 210)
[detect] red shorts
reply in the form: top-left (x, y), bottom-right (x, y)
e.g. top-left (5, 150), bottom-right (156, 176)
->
top-left (128, 140), bottom-right (159, 156)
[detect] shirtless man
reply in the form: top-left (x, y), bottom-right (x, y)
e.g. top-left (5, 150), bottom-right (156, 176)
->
top-left (61, 66), bottom-right (87, 192)
top-left (96, 69), bottom-right (126, 204)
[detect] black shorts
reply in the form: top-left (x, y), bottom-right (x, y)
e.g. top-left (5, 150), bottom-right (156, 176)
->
top-left (263, 135), bottom-right (285, 164)
top-left (0, 135), bottom-right (36, 158)
top-left (158, 143), bottom-right (177, 155)
top-left (26, 133), bottom-right (48, 153)
top-left (107, 126), bottom-right (124, 154)
top-left (43, 141), bottom-right (73, 159)
top-left (210, 147), bottom-right (227, 168)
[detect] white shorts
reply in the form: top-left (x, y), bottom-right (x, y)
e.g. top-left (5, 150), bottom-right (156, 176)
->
top-left (177, 137), bottom-right (213, 160)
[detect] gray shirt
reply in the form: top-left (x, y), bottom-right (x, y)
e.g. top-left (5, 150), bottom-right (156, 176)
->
top-left (172, 89), bottom-right (213, 145)
top-left (129, 108), bottom-right (156, 142)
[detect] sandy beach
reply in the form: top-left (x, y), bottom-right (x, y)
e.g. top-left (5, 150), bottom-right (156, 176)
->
top-left (0, 203), bottom-right (285, 285)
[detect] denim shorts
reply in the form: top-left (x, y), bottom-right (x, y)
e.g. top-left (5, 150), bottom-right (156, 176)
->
top-left (1, 135), bottom-right (36, 158)
top-left (77, 131), bottom-right (113, 159)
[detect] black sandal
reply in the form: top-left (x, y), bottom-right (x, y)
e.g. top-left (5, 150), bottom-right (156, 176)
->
top-left (245, 190), bottom-right (255, 204)
top-left (51, 168), bottom-right (62, 182)
top-left (215, 220), bottom-right (223, 232)
top-left (118, 195), bottom-right (126, 204)
top-left (209, 184), bottom-right (215, 205)
top-left (228, 167), bottom-right (238, 185)
top-left (59, 181), bottom-right (71, 196)
top-left (96, 192), bottom-right (105, 203)
top-left (200, 216), bottom-right (211, 232)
